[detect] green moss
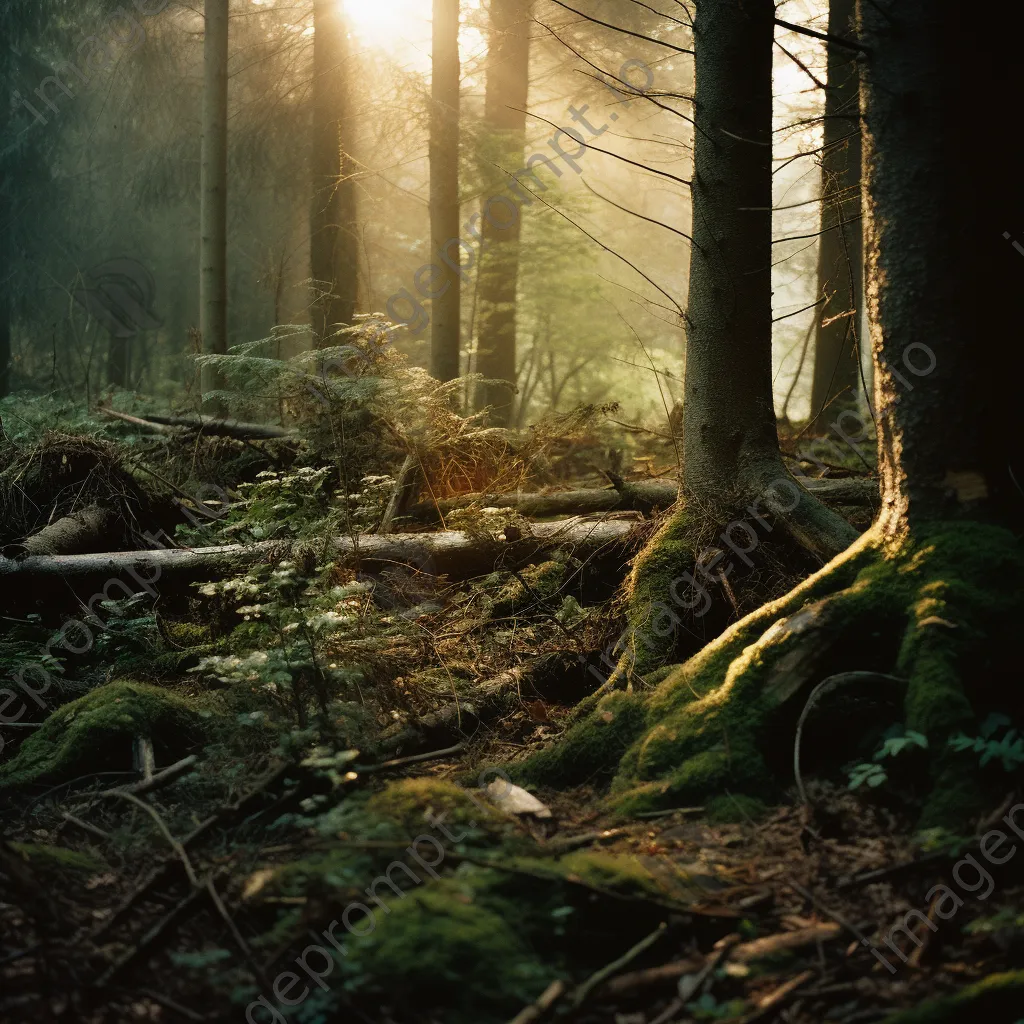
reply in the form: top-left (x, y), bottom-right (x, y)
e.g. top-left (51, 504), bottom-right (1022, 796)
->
top-left (527, 521), bottom-right (1023, 830)
top-left (490, 560), bottom-right (569, 618)
top-left (705, 793), bottom-right (768, 824)
top-left (879, 969), bottom-right (1024, 1024)
top-left (0, 681), bottom-right (207, 791)
top-left (366, 778), bottom-right (507, 833)
top-left (513, 690), bottom-right (648, 788)
top-left (342, 874), bottom-right (556, 1022)
top-left (556, 850), bottom-right (668, 899)
top-left (8, 842), bottom-right (107, 875)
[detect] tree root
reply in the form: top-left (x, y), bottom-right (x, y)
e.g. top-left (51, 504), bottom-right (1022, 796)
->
top-left (517, 521), bottom-right (1024, 825)
top-left (589, 475), bottom-right (862, 696)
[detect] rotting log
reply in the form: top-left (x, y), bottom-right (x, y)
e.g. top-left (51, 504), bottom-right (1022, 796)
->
top-left (0, 516), bottom-right (640, 594)
top-left (409, 477), bottom-right (878, 523)
top-left (100, 408), bottom-right (294, 440)
top-left (11, 503), bottom-right (119, 558)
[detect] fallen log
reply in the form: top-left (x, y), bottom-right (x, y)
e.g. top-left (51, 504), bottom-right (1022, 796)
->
top-left (0, 515), bottom-right (640, 591)
top-left (11, 503), bottom-right (119, 557)
top-left (408, 477), bottom-right (878, 523)
top-left (101, 408), bottom-right (294, 440)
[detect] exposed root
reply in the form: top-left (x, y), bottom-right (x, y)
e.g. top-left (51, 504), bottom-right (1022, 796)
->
top-left (518, 521), bottom-right (1024, 825)
top-left (591, 475), bottom-right (861, 696)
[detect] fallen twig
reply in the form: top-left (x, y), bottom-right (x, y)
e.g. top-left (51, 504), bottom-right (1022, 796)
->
top-left (572, 921), bottom-right (669, 1008)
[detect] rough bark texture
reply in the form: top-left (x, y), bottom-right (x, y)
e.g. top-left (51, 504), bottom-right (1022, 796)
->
top-left (517, 0), bottom-right (1024, 828)
top-left (199, 0), bottom-right (229, 414)
top-left (860, 0), bottom-right (1024, 533)
top-left (616, 0), bottom-right (857, 681)
top-left (429, 0), bottom-right (462, 383)
top-left (676, 0), bottom-right (852, 555)
top-left (683, 0), bottom-right (776, 498)
top-left (808, 0), bottom-right (863, 428)
top-left (473, 0), bottom-right (533, 425)
top-left (310, 0), bottom-right (359, 344)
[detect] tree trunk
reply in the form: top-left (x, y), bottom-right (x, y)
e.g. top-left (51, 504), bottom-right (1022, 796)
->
top-left (808, 0), bottom-right (863, 428)
top-left (473, 0), bottom-right (533, 425)
top-left (519, 0), bottom-right (1024, 826)
top-left (429, 0), bottom-right (462, 383)
top-left (860, 0), bottom-right (1024, 533)
top-left (310, 0), bottom-right (359, 345)
top-left (106, 335), bottom-right (131, 389)
top-left (0, 134), bottom-right (12, 400)
top-left (592, 0), bottom-right (858, 685)
top-left (199, 0), bottom-right (229, 414)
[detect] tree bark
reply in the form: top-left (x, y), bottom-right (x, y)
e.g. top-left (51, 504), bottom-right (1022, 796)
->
top-left (681, 0), bottom-right (855, 544)
top-left (0, 517), bottom-right (638, 592)
top-left (310, 0), bottom-right (359, 345)
top-left (429, 0), bottom-right (462, 383)
top-left (408, 477), bottom-right (877, 523)
top-left (199, 0), bottom-right (229, 415)
top-left (859, 0), bottom-right (1024, 532)
top-left (473, 0), bottom-right (533, 425)
top-left (0, 185), bottom-right (11, 400)
top-left (808, 0), bottom-right (863, 429)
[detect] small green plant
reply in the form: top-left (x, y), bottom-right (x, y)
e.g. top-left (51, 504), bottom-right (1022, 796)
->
top-left (847, 726), bottom-right (928, 790)
top-left (948, 713), bottom-right (1024, 772)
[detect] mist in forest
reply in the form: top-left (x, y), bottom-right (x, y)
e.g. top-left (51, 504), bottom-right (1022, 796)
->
top-left (1, 0), bottom-right (847, 427)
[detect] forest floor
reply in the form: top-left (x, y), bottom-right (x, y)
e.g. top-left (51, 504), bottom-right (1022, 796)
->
top-left (0, 393), bottom-right (1021, 1024)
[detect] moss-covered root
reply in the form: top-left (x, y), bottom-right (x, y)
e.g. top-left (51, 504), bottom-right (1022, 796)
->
top-left (880, 970), bottom-right (1024, 1024)
top-left (519, 522), bottom-right (1024, 822)
top-left (0, 681), bottom-right (206, 792)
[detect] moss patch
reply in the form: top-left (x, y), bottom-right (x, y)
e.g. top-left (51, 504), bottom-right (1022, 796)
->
top-left (521, 521), bottom-right (1024, 827)
top-left (513, 690), bottom-right (648, 788)
top-left (0, 681), bottom-right (207, 791)
top-left (365, 778), bottom-right (507, 834)
top-left (880, 969), bottom-right (1024, 1024)
top-left (341, 873), bottom-right (556, 1023)
top-left (7, 842), bottom-right (107, 875)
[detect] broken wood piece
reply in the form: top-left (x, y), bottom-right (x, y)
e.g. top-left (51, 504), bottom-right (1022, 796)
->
top-left (61, 812), bottom-right (113, 843)
top-left (506, 980), bottom-right (567, 1024)
top-left (572, 921), bottom-right (669, 1008)
top-left (100, 407), bottom-right (293, 440)
top-left (377, 454), bottom-right (424, 533)
top-left (133, 736), bottom-right (156, 782)
top-left (108, 754), bottom-right (199, 798)
top-left (601, 924), bottom-right (839, 998)
top-left (13, 503), bottom-right (118, 558)
top-left (743, 969), bottom-right (815, 1022)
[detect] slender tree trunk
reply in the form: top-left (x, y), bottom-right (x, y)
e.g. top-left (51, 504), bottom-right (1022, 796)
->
top-left (200, 0), bottom-right (229, 414)
top-left (0, 188), bottom-right (11, 400)
top-left (429, 0), bottom-right (462, 383)
top-left (808, 0), bottom-right (862, 428)
top-left (859, 0), bottom-right (1024, 533)
top-left (683, 0), bottom-right (809, 508)
top-left (473, 0), bottom-right (533, 424)
top-left (310, 0), bottom-right (359, 345)
top-left (106, 335), bottom-right (130, 389)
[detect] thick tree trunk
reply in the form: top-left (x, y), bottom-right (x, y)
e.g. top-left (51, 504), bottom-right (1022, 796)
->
top-left (310, 0), bottom-right (359, 344)
top-left (473, 0), bottom-right (533, 425)
top-left (429, 0), bottom-right (462, 383)
top-left (859, 0), bottom-right (1024, 533)
top-left (199, 0), bottom-right (229, 414)
top-left (807, 0), bottom-right (863, 428)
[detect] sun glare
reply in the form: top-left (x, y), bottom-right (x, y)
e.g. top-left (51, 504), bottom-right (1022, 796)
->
top-left (342, 0), bottom-right (427, 53)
